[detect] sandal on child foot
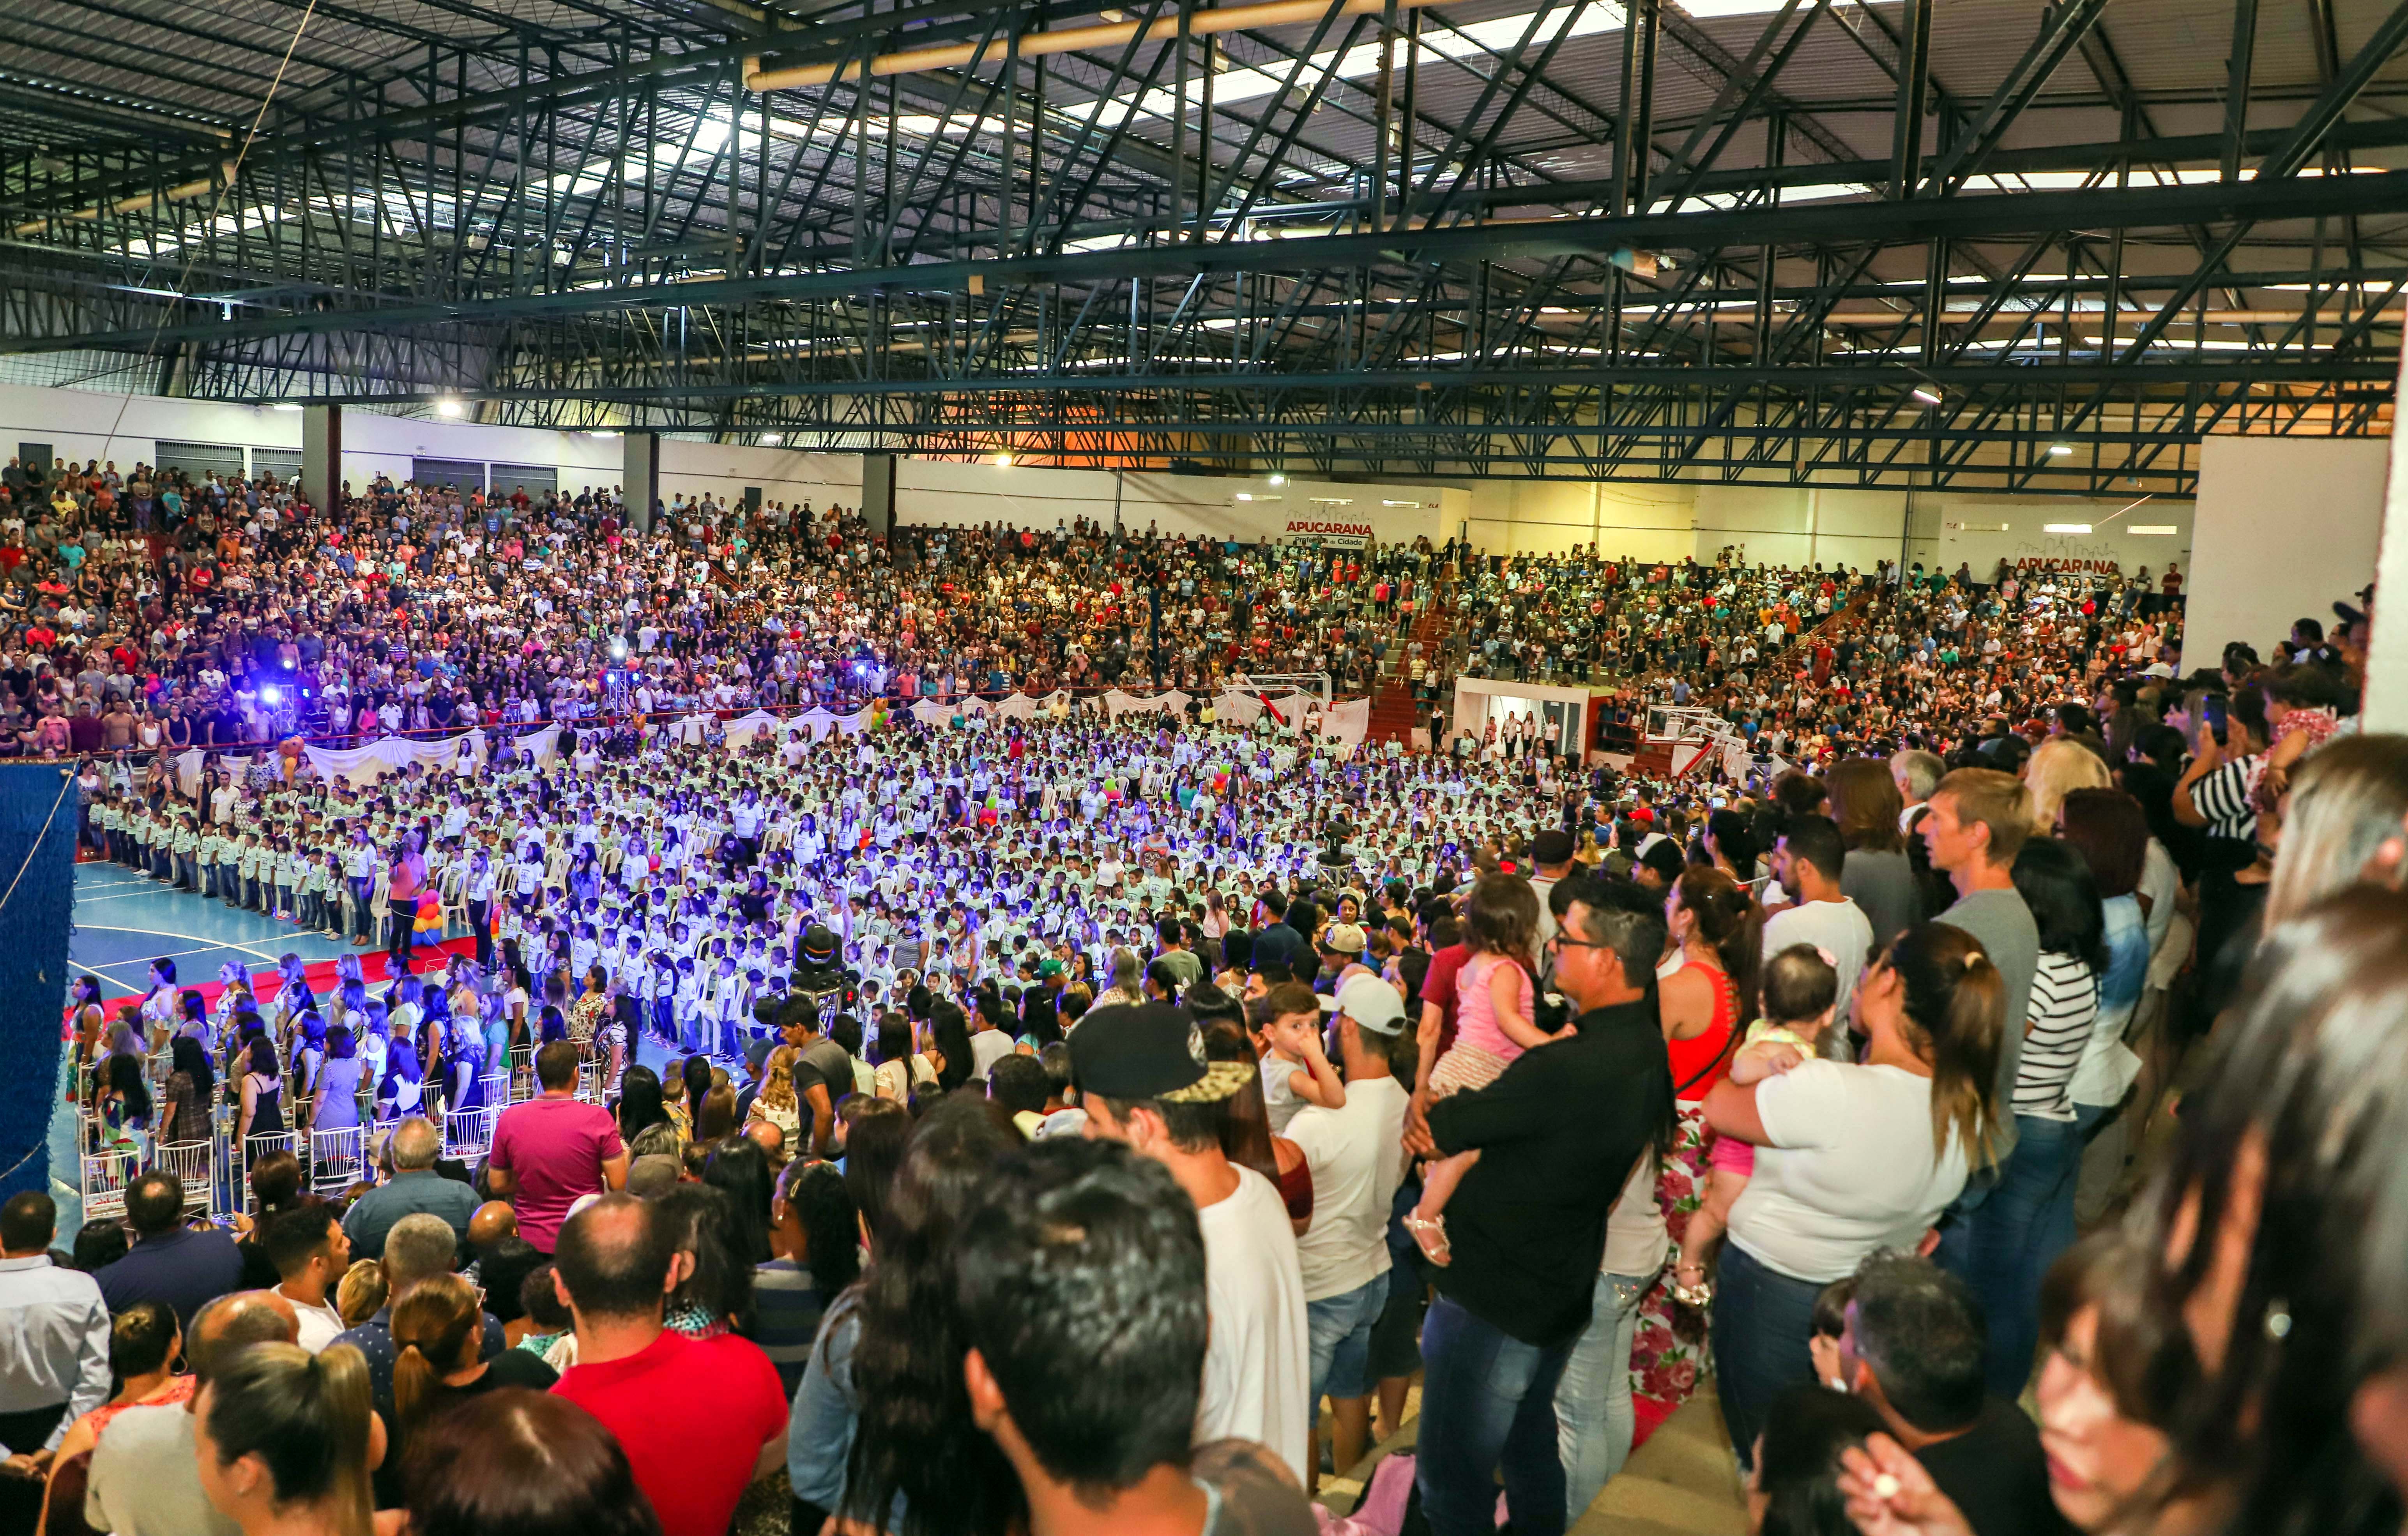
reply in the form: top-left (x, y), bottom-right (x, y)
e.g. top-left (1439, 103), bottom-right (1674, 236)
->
top-left (1403, 1214), bottom-right (1453, 1267)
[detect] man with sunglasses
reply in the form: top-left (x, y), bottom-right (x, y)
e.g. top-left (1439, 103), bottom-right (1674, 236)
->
top-left (1403, 877), bottom-right (1673, 1536)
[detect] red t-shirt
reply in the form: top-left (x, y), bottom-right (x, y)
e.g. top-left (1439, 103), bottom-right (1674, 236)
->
top-left (553, 1331), bottom-right (786, 1536)
top-left (1421, 942), bottom-right (1472, 1057)
top-left (488, 1096), bottom-right (626, 1252)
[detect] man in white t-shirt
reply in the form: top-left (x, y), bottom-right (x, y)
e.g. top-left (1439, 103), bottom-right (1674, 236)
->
top-left (1763, 815), bottom-right (1876, 1018)
top-left (966, 1003), bottom-right (1015, 1082)
top-left (1285, 975), bottom-right (1411, 1484)
top-left (1072, 1000), bottom-right (1312, 1485)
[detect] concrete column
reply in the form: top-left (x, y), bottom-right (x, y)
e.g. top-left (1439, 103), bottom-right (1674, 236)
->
top-left (861, 451), bottom-right (896, 539)
top-left (624, 432), bottom-right (661, 533)
top-left (2366, 348), bottom-right (2408, 732)
top-left (301, 404), bottom-right (341, 514)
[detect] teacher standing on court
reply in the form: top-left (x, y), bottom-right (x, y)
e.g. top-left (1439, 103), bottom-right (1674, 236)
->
top-left (385, 837), bottom-right (427, 975)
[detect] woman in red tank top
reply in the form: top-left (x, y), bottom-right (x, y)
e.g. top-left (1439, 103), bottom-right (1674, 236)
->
top-left (1631, 867), bottom-right (1763, 1441)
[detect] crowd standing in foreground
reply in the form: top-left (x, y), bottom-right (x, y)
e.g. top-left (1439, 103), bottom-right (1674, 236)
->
top-left (1, 454), bottom-right (2400, 1536)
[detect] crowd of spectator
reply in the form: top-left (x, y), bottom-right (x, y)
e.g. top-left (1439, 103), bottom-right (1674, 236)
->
top-left (0, 441), bottom-right (2397, 1536)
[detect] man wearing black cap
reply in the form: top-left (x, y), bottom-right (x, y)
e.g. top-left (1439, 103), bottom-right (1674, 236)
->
top-left (1073, 1001), bottom-right (1311, 1486)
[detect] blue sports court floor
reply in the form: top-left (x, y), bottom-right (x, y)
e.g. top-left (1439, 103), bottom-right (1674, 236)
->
top-left (56, 862), bottom-right (396, 1235)
top-left (55, 861), bottom-right (685, 1236)
top-left (67, 860), bottom-right (363, 1001)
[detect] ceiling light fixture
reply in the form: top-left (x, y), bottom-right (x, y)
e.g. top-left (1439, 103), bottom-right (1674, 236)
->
top-left (1910, 386), bottom-right (1941, 405)
top-left (759, 432), bottom-right (783, 445)
top-left (435, 397), bottom-right (465, 418)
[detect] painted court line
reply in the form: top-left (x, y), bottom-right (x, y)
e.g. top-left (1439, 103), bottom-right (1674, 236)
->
top-left (73, 924), bottom-right (293, 968)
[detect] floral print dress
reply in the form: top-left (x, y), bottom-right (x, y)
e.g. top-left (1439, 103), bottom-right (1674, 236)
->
top-left (1629, 964), bottom-right (1737, 1440)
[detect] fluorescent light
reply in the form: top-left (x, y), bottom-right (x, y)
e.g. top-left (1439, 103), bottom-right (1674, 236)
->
top-left (589, 429), bottom-right (620, 439)
top-left (435, 397), bottom-right (465, 418)
top-left (1267, 473), bottom-right (1287, 486)
top-left (1382, 500), bottom-right (1425, 508)
top-left (758, 432), bottom-right (783, 445)
top-left (1234, 493), bottom-right (1254, 501)
top-left (1911, 387), bottom-right (1941, 405)
top-left (2129, 525), bottom-right (2178, 535)
top-left (2044, 523), bottom-right (2093, 534)
top-left (1309, 497), bottom-right (1354, 506)
top-left (2047, 444), bottom-right (2073, 457)
top-left (271, 402), bottom-right (304, 413)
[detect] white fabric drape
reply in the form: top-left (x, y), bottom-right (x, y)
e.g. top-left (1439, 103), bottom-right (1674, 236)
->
top-left (1319, 697), bottom-right (1372, 752)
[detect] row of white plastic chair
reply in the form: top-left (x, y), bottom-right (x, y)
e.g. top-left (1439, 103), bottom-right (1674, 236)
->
top-left (80, 1059), bottom-right (608, 1225)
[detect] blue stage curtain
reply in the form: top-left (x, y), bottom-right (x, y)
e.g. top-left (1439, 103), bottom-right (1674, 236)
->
top-left (0, 764), bottom-right (77, 1202)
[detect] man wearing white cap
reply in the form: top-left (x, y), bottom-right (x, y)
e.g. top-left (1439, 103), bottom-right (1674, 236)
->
top-left (1285, 973), bottom-right (1413, 1487)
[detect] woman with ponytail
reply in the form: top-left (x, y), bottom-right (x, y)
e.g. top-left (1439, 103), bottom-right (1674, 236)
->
top-left (1699, 922), bottom-right (2002, 1471)
top-left (384, 1268), bottom-right (561, 1508)
top-left (194, 1342), bottom-right (381, 1536)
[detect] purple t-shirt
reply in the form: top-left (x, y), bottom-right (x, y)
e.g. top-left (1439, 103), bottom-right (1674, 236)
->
top-left (488, 1095), bottom-right (626, 1252)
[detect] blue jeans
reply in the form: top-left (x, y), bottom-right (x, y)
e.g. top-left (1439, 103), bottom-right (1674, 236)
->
top-left (1555, 1269), bottom-right (1653, 1521)
top-left (1710, 1244), bottom-right (1825, 1471)
top-left (1305, 1271), bottom-right (1390, 1408)
top-left (2044, 1102), bottom-right (2115, 1260)
top-left (1415, 1294), bottom-right (1573, 1536)
top-left (1941, 1112), bottom-right (2086, 1398)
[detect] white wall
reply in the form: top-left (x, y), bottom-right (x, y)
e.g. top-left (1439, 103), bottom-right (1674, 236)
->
top-left (658, 439), bottom-right (862, 510)
top-left (1459, 477), bottom-right (2198, 573)
top-left (339, 414), bottom-right (622, 498)
top-left (896, 463), bottom-right (1450, 545)
top-left (1934, 497), bottom-right (2195, 582)
top-left (0, 381), bottom-right (302, 475)
top-left (2188, 436), bottom-right (2390, 671)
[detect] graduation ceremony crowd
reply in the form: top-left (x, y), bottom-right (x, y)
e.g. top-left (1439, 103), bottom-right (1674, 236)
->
top-left (0, 450), bottom-right (2403, 1536)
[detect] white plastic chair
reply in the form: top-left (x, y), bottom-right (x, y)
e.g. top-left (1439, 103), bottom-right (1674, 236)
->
top-left (81, 1147), bottom-right (141, 1220)
top-left (308, 1127), bottom-right (366, 1193)
top-left (156, 1139), bottom-right (216, 1213)
top-left (443, 1106), bottom-right (496, 1160)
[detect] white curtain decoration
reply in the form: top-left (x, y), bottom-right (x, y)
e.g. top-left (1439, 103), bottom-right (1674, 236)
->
top-left (1213, 690), bottom-right (1264, 727)
top-left (721, 710), bottom-right (782, 751)
top-left (1319, 697), bottom-right (1372, 752)
top-left (302, 728), bottom-right (495, 787)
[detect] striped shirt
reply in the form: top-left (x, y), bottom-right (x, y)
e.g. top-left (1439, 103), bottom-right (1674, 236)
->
top-left (2013, 952), bottom-right (2099, 1122)
top-left (2189, 755), bottom-right (2262, 843)
top-left (751, 1259), bottom-right (832, 1397)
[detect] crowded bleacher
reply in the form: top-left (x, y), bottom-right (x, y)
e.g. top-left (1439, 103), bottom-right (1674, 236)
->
top-left (1, 448), bottom-right (2398, 1536)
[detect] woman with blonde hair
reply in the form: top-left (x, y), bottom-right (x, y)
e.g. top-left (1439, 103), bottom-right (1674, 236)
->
top-left (748, 1044), bottom-right (804, 1144)
top-left (195, 1343), bottom-right (381, 1536)
top-left (2025, 736), bottom-right (2112, 832)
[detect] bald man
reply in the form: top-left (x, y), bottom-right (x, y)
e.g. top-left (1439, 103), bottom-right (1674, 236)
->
top-left (743, 1118), bottom-right (788, 1169)
top-left (467, 1201), bottom-right (519, 1252)
top-left (85, 1291), bottom-right (309, 1536)
top-left (342, 1115), bottom-right (478, 1259)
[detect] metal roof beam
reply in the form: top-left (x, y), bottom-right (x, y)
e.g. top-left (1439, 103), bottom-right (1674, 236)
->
top-left (16, 168), bottom-right (2408, 357)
